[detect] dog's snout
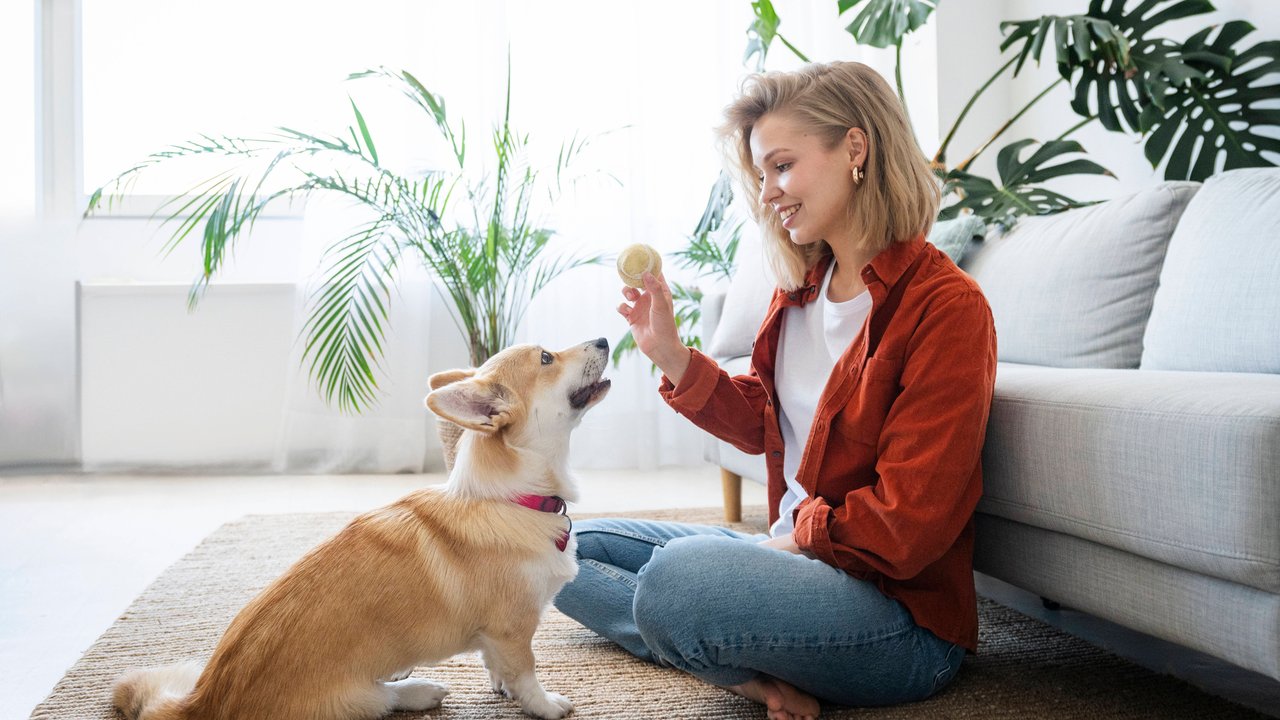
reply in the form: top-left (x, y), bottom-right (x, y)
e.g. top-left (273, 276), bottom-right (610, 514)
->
top-left (594, 337), bottom-right (609, 351)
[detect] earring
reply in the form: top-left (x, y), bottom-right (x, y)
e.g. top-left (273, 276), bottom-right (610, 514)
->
top-left (852, 166), bottom-right (863, 185)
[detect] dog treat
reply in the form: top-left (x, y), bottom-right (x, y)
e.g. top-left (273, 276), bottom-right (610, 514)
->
top-left (616, 244), bottom-right (662, 288)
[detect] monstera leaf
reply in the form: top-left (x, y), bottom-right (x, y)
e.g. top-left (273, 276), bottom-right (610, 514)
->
top-left (999, 0), bottom-right (1219, 134)
top-left (994, 0), bottom-right (1275, 180)
top-left (1000, 14), bottom-right (1133, 79)
top-left (744, 0), bottom-right (781, 70)
top-left (838, 0), bottom-right (937, 49)
top-left (1141, 22), bottom-right (1280, 180)
top-left (940, 139), bottom-right (1113, 227)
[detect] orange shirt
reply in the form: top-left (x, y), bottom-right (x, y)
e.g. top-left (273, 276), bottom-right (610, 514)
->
top-left (660, 236), bottom-right (997, 651)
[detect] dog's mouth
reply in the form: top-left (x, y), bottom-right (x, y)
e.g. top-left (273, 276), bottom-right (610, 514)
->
top-left (569, 378), bottom-right (612, 410)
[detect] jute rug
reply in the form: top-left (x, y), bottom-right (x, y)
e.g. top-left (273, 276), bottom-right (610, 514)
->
top-left (30, 506), bottom-right (1269, 719)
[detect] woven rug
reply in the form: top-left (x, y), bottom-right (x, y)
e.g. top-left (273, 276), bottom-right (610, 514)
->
top-left (30, 506), bottom-right (1269, 719)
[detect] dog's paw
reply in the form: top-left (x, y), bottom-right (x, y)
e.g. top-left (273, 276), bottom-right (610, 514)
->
top-left (387, 678), bottom-right (449, 711)
top-left (488, 668), bottom-right (508, 696)
top-left (521, 691), bottom-right (573, 719)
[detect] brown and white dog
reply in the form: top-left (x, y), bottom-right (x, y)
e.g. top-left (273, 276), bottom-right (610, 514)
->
top-left (112, 339), bottom-right (611, 720)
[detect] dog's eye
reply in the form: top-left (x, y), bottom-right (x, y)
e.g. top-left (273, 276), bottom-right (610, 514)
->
top-left (540, 351), bottom-right (553, 366)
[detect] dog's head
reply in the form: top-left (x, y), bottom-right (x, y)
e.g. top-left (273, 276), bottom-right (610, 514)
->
top-left (425, 338), bottom-right (611, 442)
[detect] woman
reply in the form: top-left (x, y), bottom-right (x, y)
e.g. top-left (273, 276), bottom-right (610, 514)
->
top-left (555, 61), bottom-right (997, 720)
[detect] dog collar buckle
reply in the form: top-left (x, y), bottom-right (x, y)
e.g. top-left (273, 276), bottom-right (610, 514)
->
top-left (513, 494), bottom-right (571, 552)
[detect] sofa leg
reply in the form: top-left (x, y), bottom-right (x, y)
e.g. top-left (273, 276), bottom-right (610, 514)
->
top-left (720, 468), bottom-right (743, 523)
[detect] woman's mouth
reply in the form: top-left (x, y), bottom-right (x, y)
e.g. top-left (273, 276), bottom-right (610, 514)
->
top-left (780, 204), bottom-right (800, 226)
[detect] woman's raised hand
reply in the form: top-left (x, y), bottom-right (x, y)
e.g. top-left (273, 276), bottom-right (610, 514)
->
top-left (618, 271), bottom-right (691, 383)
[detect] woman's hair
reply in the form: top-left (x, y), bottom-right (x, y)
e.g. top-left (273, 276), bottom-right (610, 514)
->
top-left (718, 61), bottom-right (940, 290)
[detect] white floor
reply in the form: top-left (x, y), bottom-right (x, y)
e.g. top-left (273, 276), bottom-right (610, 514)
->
top-left (0, 466), bottom-right (765, 720)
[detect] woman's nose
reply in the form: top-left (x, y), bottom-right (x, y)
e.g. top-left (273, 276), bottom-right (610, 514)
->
top-left (759, 178), bottom-right (780, 205)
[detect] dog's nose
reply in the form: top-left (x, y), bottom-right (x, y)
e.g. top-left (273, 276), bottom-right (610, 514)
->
top-left (594, 337), bottom-right (609, 350)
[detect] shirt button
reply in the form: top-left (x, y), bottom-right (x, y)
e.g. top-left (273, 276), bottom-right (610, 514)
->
top-left (771, 450), bottom-right (782, 458)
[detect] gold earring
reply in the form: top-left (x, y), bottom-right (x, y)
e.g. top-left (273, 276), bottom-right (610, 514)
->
top-left (852, 166), bottom-right (863, 185)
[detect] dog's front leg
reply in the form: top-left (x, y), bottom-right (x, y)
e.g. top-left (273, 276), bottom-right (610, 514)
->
top-left (478, 633), bottom-right (572, 719)
top-left (480, 644), bottom-right (506, 696)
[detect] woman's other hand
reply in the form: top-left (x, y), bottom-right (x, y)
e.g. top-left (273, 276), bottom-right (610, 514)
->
top-left (758, 533), bottom-right (813, 558)
top-left (619, 271), bottom-right (691, 383)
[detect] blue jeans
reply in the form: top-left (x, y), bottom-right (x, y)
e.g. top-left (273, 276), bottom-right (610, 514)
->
top-left (553, 518), bottom-right (964, 707)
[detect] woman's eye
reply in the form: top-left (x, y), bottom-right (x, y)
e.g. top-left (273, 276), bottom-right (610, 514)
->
top-left (541, 351), bottom-right (553, 365)
top-left (776, 162), bottom-right (793, 173)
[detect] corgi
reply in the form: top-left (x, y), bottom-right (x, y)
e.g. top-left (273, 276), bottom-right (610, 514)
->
top-left (113, 338), bottom-right (612, 720)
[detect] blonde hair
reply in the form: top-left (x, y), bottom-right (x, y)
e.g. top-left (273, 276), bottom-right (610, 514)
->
top-left (718, 61), bottom-right (940, 290)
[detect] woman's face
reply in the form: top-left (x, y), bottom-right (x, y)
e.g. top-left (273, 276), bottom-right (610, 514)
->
top-left (750, 112), bottom-right (858, 248)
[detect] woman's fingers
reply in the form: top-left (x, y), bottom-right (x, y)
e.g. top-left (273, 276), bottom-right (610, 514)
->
top-left (642, 272), bottom-right (674, 314)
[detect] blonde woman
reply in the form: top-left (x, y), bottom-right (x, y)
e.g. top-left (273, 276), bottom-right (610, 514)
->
top-left (556, 62), bottom-right (997, 719)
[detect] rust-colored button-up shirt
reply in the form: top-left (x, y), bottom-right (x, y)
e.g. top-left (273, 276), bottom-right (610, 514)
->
top-left (660, 236), bottom-right (997, 651)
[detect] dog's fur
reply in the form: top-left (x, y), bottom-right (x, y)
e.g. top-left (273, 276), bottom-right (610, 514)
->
top-left (113, 339), bottom-right (611, 720)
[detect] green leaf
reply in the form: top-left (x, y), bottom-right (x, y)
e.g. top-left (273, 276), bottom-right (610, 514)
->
top-left (1054, 0), bottom-right (1222, 134)
top-left (744, 0), bottom-right (780, 70)
top-left (1000, 14), bottom-right (1132, 80)
top-left (940, 139), bottom-right (1113, 227)
top-left (1139, 23), bottom-right (1280, 180)
top-left (349, 98), bottom-right (379, 166)
top-left (838, 0), bottom-right (937, 49)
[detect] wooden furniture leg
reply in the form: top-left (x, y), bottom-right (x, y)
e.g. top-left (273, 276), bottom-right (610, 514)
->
top-left (720, 468), bottom-right (743, 522)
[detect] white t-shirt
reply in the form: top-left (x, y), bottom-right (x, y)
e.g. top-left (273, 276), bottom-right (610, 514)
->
top-left (770, 263), bottom-right (872, 537)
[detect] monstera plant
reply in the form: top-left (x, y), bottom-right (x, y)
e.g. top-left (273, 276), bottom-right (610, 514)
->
top-left (86, 67), bottom-right (601, 413)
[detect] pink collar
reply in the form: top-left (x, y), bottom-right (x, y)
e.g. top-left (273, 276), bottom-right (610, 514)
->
top-left (513, 494), bottom-right (571, 552)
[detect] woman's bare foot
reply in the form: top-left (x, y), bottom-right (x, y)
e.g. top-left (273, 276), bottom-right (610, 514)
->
top-left (728, 675), bottom-right (820, 720)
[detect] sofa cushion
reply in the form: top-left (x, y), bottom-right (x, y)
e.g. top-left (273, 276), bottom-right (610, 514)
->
top-left (961, 182), bottom-right (1200, 368)
top-left (927, 215), bottom-right (986, 265)
top-left (1141, 168), bottom-right (1280, 372)
top-left (979, 363), bottom-right (1280, 593)
top-left (707, 225), bottom-right (774, 361)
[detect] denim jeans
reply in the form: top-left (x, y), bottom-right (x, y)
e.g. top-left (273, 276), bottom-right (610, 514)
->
top-left (553, 518), bottom-right (964, 707)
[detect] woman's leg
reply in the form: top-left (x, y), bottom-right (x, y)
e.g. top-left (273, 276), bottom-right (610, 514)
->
top-left (631, 534), bottom-right (963, 707)
top-left (554, 518), bottom-right (756, 663)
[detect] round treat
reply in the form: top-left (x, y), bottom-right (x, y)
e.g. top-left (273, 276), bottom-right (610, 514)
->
top-left (617, 244), bottom-right (662, 288)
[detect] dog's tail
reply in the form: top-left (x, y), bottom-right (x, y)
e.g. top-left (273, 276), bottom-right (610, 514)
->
top-left (112, 661), bottom-right (201, 720)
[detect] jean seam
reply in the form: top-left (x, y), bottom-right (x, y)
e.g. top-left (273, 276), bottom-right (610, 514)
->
top-left (576, 527), bottom-right (670, 546)
top-left (931, 642), bottom-right (962, 693)
top-left (712, 622), bottom-right (918, 652)
top-left (581, 558), bottom-right (638, 589)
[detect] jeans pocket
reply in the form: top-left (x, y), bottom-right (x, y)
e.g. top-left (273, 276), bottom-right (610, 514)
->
top-left (930, 642), bottom-right (964, 695)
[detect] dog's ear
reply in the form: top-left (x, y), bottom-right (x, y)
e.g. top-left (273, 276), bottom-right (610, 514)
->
top-left (425, 378), bottom-right (514, 434)
top-left (427, 368), bottom-right (476, 391)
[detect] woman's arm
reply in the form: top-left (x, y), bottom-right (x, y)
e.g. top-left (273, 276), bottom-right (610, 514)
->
top-left (621, 271), bottom-right (771, 455)
top-left (793, 289), bottom-right (998, 578)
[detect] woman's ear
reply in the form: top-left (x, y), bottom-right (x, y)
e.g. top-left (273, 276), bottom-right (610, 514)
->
top-left (846, 127), bottom-right (868, 168)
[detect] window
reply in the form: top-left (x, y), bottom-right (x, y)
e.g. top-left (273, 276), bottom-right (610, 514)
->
top-left (80, 0), bottom-right (428, 196)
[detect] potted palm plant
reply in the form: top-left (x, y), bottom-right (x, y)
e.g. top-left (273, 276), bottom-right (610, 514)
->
top-left (86, 66), bottom-right (602, 421)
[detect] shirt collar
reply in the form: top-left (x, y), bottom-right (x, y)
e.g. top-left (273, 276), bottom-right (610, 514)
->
top-left (780, 235), bottom-right (927, 308)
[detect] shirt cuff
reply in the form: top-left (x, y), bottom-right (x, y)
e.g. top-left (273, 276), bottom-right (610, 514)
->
top-left (794, 496), bottom-right (836, 565)
top-left (658, 348), bottom-right (720, 415)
